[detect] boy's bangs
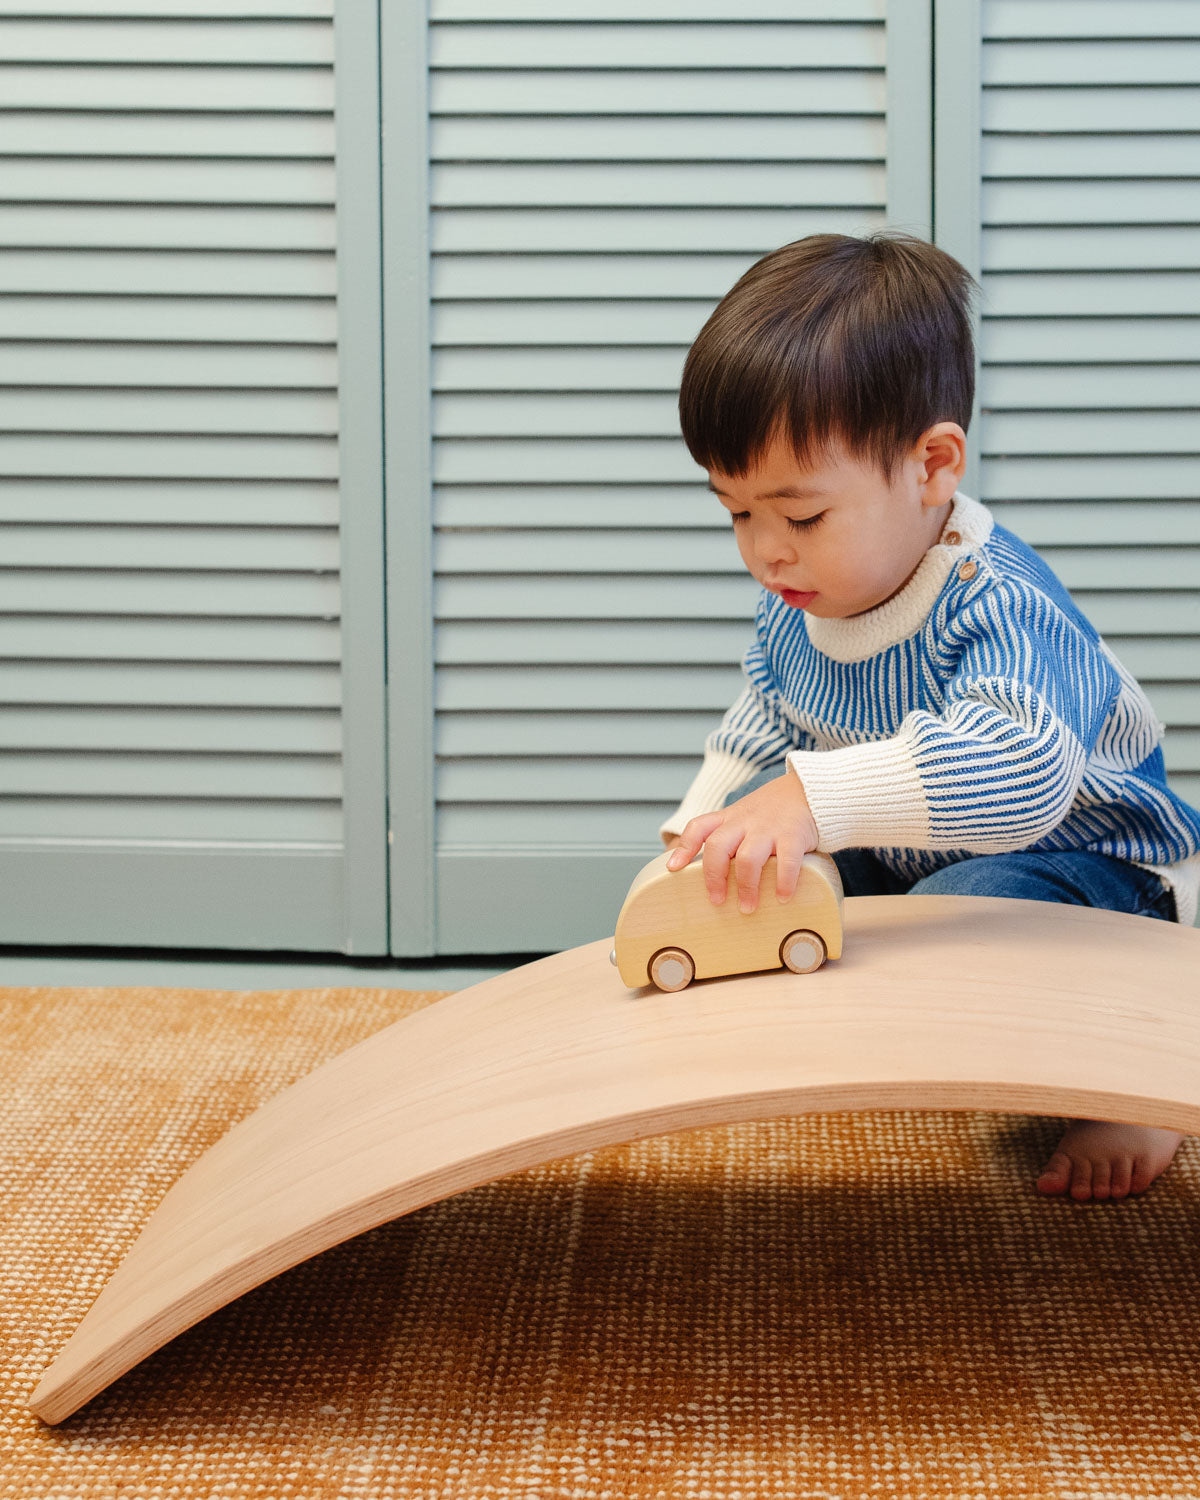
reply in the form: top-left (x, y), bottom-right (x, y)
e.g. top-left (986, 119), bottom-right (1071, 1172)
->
top-left (679, 328), bottom-right (879, 482)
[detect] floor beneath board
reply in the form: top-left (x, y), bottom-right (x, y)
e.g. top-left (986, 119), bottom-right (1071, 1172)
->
top-left (0, 948), bottom-right (550, 993)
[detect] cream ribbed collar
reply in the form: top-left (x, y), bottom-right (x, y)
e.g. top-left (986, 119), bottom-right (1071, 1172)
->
top-left (801, 491), bottom-right (995, 663)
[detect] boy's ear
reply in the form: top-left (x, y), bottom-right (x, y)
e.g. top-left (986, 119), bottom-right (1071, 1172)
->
top-left (916, 422), bottom-right (966, 500)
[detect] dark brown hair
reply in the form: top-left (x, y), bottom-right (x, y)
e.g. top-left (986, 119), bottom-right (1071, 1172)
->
top-left (678, 231), bottom-right (979, 481)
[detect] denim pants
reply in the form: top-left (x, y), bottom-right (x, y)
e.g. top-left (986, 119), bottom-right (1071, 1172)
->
top-left (830, 845), bottom-right (1178, 925)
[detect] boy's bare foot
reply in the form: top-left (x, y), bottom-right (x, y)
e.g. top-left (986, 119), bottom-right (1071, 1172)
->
top-left (1036, 1119), bottom-right (1185, 1202)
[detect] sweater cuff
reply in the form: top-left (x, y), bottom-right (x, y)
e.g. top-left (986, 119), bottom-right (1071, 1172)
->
top-left (786, 737), bottom-right (931, 851)
top-left (659, 749), bottom-right (764, 840)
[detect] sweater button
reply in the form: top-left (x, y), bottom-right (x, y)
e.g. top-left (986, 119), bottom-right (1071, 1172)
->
top-left (943, 529), bottom-right (961, 546)
top-left (958, 560), bottom-right (977, 581)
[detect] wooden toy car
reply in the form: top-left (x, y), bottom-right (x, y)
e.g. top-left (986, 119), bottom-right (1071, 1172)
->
top-left (610, 848), bottom-right (844, 991)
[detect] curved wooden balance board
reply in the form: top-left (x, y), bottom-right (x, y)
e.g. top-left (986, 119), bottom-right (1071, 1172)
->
top-left (31, 892), bottom-right (1200, 1425)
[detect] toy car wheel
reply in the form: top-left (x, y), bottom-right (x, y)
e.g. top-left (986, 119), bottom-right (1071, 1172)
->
top-left (649, 947), bottom-right (695, 992)
top-left (780, 929), bottom-right (827, 974)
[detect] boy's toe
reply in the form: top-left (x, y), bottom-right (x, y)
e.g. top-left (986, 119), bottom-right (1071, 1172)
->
top-left (1130, 1155), bottom-right (1158, 1195)
top-left (1108, 1156), bottom-right (1134, 1199)
top-left (1069, 1156), bottom-right (1093, 1200)
top-left (1036, 1151), bottom-right (1072, 1195)
top-left (1090, 1158), bottom-right (1113, 1201)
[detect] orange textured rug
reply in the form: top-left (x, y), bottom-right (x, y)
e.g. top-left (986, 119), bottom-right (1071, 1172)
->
top-left (5, 981), bottom-right (1200, 1499)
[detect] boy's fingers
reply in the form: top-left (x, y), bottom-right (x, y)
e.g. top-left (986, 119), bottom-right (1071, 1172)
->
top-left (774, 855), bottom-right (798, 902)
top-left (774, 846), bottom-right (807, 902)
top-left (701, 829), bottom-right (742, 905)
top-left (665, 812), bottom-right (724, 871)
top-left (733, 836), bottom-right (773, 914)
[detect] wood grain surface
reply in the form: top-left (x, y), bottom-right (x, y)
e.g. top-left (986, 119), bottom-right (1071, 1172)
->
top-left (30, 892), bottom-right (1200, 1424)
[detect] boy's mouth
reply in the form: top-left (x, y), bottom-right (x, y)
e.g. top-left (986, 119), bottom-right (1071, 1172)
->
top-left (778, 588), bottom-right (817, 610)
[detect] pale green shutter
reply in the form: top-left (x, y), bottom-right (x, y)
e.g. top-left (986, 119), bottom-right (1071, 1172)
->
top-left (417, 0), bottom-right (931, 952)
top-left (953, 0), bottom-right (1200, 809)
top-left (0, 1), bottom-right (389, 951)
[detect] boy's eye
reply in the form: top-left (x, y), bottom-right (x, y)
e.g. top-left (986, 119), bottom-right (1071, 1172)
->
top-left (727, 510), bottom-right (825, 532)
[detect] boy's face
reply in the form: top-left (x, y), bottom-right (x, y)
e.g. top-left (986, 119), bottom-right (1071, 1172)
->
top-left (706, 425), bottom-right (963, 619)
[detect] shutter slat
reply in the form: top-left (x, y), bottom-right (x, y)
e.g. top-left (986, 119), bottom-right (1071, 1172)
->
top-left (436, 620), bottom-right (747, 664)
top-left (2, 159), bottom-right (335, 204)
top-left (0, 342), bottom-right (336, 387)
top-left (1, 752), bottom-right (339, 799)
top-left (434, 436), bottom-right (707, 483)
top-left (0, 661), bottom-right (339, 707)
top-left (440, 759), bottom-right (720, 803)
top-left (0, 436), bottom-right (337, 480)
top-left (0, 251), bottom-right (336, 297)
top-left (0, 296), bottom-right (337, 341)
top-left (433, 162), bottom-right (885, 208)
top-left (985, 134), bottom-right (1200, 179)
top-left (434, 347), bottom-right (685, 390)
top-left (0, 392), bottom-right (338, 435)
top-left (0, 707), bottom-right (339, 753)
top-left (438, 711), bottom-right (720, 757)
top-left (983, 180), bottom-right (1200, 226)
top-left (984, 87), bottom-right (1200, 134)
top-left (0, 480), bottom-right (338, 526)
top-left (435, 253), bottom-right (771, 300)
top-left (0, 205), bottom-right (335, 250)
top-left (0, 799), bottom-right (342, 841)
top-left (439, 803), bottom-right (697, 843)
top-left (432, 207), bottom-right (887, 254)
top-left (432, 68), bottom-right (885, 115)
top-left (982, 412), bottom-right (1199, 457)
top-left (433, 1), bottom-right (884, 18)
top-left (1, 573), bottom-right (340, 616)
top-left (985, 1), bottom-right (1199, 41)
top-left (0, 0), bottom-right (332, 13)
top-left (432, 116), bottom-right (885, 162)
top-left (984, 41), bottom-right (1200, 87)
top-left (983, 455), bottom-right (1200, 499)
top-left (0, 18), bottom-right (333, 64)
top-left (0, 617), bottom-right (339, 661)
top-left (2, 525), bottom-right (338, 570)
top-left (982, 319), bottom-right (1198, 362)
top-left (434, 301), bottom-right (751, 344)
top-left (438, 666), bottom-right (743, 711)
top-left (431, 23), bottom-right (885, 70)
top-left (977, 365), bottom-right (1200, 408)
top-left (0, 66), bottom-right (335, 111)
top-left (984, 227), bottom-right (1200, 272)
top-left (0, 114), bottom-right (333, 158)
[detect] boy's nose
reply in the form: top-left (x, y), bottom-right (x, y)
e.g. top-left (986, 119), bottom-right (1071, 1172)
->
top-left (752, 524), bottom-right (796, 567)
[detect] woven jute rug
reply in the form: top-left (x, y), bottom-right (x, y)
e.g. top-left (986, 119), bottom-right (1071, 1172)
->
top-left (4, 982), bottom-right (1200, 1499)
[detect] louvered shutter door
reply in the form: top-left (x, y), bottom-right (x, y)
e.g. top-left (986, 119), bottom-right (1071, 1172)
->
top-left (0, 2), bottom-right (389, 951)
top-left (424, 0), bottom-right (930, 952)
top-left (975, 0), bottom-right (1200, 814)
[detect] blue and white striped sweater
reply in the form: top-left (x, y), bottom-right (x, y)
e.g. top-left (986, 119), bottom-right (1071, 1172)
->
top-left (661, 491), bottom-right (1200, 926)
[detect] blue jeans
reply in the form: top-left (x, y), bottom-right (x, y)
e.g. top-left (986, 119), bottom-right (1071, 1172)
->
top-left (830, 846), bottom-right (1178, 924)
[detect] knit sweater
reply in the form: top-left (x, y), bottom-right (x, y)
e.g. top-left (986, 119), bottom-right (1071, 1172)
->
top-left (660, 491), bottom-right (1200, 928)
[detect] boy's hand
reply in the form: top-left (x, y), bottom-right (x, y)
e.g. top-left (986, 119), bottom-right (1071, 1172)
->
top-left (664, 770), bottom-right (819, 913)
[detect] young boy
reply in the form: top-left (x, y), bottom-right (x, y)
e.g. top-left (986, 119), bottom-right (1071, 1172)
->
top-left (659, 230), bottom-right (1200, 1205)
